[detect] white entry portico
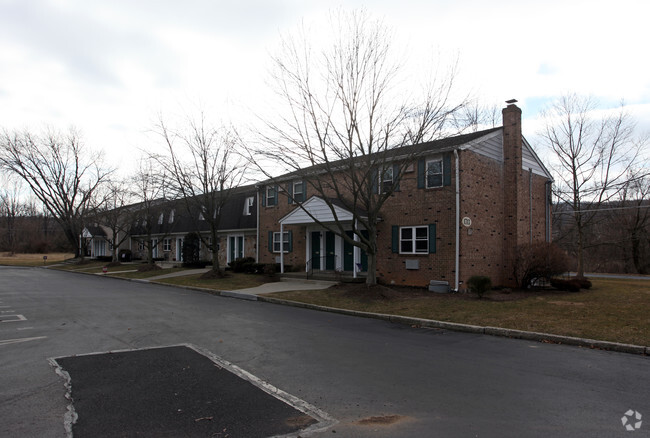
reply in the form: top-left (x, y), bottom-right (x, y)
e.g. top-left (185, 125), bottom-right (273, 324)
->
top-left (278, 196), bottom-right (367, 277)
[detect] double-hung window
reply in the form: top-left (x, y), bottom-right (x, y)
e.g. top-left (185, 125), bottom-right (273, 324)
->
top-left (292, 181), bottom-right (304, 203)
top-left (426, 159), bottom-right (443, 188)
top-left (273, 231), bottom-right (290, 253)
top-left (381, 167), bottom-right (393, 193)
top-left (400, 226), bottom-right (429, 254)
top-left (266, 186), bottom-right (277, 206)
top-left (163, 238), bottom-right (171, 252)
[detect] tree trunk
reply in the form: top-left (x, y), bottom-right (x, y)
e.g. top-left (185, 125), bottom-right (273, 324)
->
top-left (365, 251), bottom-right (377, 286)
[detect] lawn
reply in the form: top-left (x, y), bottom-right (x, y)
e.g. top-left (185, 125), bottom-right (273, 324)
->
top-left (266, 278), bottom-right (650, 346)
top-left (154, 272), bottom-right (272, 291)
top-left (0, 252), bottom-right (75, 266)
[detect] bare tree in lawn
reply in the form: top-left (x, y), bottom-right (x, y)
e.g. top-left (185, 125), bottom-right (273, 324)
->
top-left (617, 168), bottom-right (650, 274)
top-left (248, 9), bottom-right (468, 286)
top-left (540, 94), bottom-right (646, 278)
top-left (94, 179), bottom-right (136, 263)
top-left (154, 112), bottom-right (246, 276)
top-left (130, 157), bottom-right (172, 267)
top-left (0, 174), bottom-right (26, 254)
top-left (0, 128), bottom-right (111, 258)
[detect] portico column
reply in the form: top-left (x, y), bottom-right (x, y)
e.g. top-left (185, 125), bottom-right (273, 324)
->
top-left (280, 222), bottom-right (284, 274)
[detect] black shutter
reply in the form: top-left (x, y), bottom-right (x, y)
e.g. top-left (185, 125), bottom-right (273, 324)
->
top-left (287, 182), bottom-right (293, 204)
top-left (417, 159), bottom-right (425, 188)
top-left (428, 223), bottom-right (436, 253)
top-left (371, 169), bottom-right (378, 194)
top-left (391, 225), bottom-right (399, 253)
top-left (393, 164), bottom-right (400, 192)
top-left (268, 231), bottom-right (273, 252)
top-left (443, 154), bottom-right (452, 186)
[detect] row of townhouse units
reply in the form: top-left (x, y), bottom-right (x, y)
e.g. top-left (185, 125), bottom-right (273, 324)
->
top-left (84, 102), bottom-right (552, 289)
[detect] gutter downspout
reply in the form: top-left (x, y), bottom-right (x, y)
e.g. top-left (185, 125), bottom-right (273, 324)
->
top-left (545, 181), bottom-right (552, 242)
top-left (529, 168), bottom-right (533, 244)
top-left (256, 187), bottom-right (260, 263)
top-left (454, 149), bottom-right (460, 292)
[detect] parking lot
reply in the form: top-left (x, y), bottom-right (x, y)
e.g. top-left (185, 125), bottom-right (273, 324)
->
top-left (1, 266), bottom-right (649, 437)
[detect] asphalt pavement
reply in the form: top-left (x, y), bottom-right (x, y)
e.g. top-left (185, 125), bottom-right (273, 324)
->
top-left (1, 266), bottom-right (648, 437)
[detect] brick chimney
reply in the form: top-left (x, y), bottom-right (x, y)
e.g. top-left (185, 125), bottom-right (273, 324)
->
top-left (502, 100), bottom-right (525, 286)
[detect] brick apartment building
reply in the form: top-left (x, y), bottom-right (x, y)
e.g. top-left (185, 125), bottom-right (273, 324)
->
top-left (257, 102), bottom-right (552, 289)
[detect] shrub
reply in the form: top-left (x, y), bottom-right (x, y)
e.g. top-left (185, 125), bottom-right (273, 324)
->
top-left (183, 260), bottom-right (210, 269)
top-left (229, 257), bottom-right (256, 273)
top-left (550, 278), bottom-right (581, 292)
top-left (182, 232), bottom-right (201, 267)
top-left (264, 263), bottom-right (277, 279)
top-left (467, 275), bottom-right (492, 298)
top-left (118, 249), bottom-right (132, 262)
top-left (96, 255), bottom-right (113, 262)
top-left (514, 242), bottom-right (570, 288)
top-left (573, 277), bottom-right (592, 289)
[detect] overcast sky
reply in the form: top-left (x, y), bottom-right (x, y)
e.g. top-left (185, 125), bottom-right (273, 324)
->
top-left (1, 0), bottom-right (648, 175)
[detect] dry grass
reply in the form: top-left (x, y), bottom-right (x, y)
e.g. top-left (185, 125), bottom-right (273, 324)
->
top-left (0, 252), bottom-right (75, 266)
top-left (267, 278), bottom-right (650, 346)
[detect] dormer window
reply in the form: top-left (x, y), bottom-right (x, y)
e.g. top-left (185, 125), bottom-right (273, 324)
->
top-left (243, 197), bottom-right (254, 215)
top-left (168, 209), bottom-right (175, 223)
top-left (158, 212), bottom-right (164, 224)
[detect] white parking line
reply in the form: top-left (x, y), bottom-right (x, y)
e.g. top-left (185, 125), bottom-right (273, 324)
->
top-left (0, 336), bottom-right (47, 346)
top-left (0, 314), bottom-right (27, 323)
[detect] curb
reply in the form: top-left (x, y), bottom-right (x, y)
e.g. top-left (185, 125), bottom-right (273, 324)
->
top-left (257, 296), bottom-right (649, 356)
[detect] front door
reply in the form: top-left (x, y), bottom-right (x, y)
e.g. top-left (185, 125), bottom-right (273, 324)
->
top-left (325, 231), bottom-right (335, 270)
top-left (311, 231), bottom-right (321, 270)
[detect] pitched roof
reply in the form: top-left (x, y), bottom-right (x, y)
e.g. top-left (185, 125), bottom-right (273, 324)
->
top-left (264, 127), bottom-right (502, 183)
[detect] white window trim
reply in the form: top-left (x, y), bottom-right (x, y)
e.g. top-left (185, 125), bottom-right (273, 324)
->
top-left (292, 181), bottom-right (303, 202)
top-left (399, 226), bottom-right (429, 254)
top-left (272, 231), bottom-right (290, 253)
top-left (381, 167), bottom-right (393, 193)
top-left (426, 158), bottom-right (443, 189)
top-left (163, 238), bottom-right (171, 252)
top-left (266, 186), bottom-right (276, 206)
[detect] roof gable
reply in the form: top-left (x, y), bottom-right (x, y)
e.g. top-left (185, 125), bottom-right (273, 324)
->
top-left (280, 196), bottom-right (359, 225)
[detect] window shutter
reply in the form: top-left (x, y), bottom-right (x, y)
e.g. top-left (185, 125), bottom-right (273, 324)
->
top-left (391, 225), bottom-right (399, 253)
top-left (301, 180), bottom-right (306, 202)
top-left (268, 231), bottom-right (273, 252)
top-left (443, 154), bottom-right (452, 186)
top-left (287, 182), bottom-right (293, 204)
top-left (393, 164), bottom-right (400, 192)
top-left (261, 189), bottom-right (266, 207)
top-left (288, 230), bottom-right (293, 252)
top-left (417, 159), bottom-right (425, 188)
top-left (428, 223), bottom-right (436, 253)
top-left (371, 169), bottom-right (378, 194)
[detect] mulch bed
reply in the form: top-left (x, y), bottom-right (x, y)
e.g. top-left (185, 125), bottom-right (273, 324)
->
top-left (331, 282), bottom-right (569, 302)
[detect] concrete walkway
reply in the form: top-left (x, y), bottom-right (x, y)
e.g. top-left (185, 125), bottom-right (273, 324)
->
top-left (223, 278), bottom-right (336, 296)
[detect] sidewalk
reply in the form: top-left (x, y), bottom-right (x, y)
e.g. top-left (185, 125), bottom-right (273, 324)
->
top-left (219, 278), bottom-right (337, 300)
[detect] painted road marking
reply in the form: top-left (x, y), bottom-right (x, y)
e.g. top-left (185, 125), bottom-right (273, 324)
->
top-left (0, 314), bottom-right (27, 323)
top-left (0, 336), bottom-right (47, 346)
top-left (17, 327), bottom-right (34, 330)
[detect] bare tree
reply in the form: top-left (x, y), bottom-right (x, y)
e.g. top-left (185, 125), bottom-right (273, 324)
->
top-left (130, 158), bottom-right (172, 266)
top-left (617, 169), bottom-right (650, 274)
top-left (0, 175), bottom-right (26, 254)
top-left (541, 94), bottom-right (645, 277)
top-left (94, 179), bottom-right (136, 262)
top-left (249, 10), bottom-right (467, 285)
top-left (0, 128), bottom-right (111, 258)
top-left (154, 112), bottom-right (246, 275)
